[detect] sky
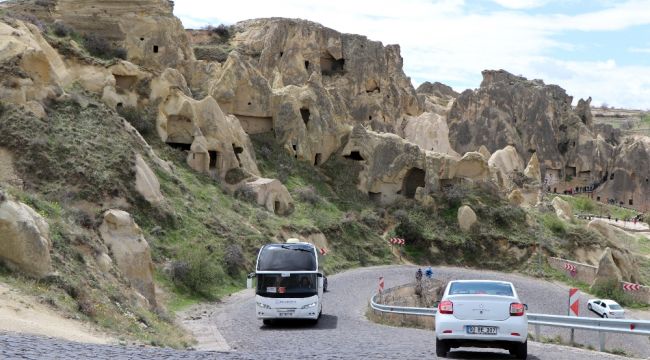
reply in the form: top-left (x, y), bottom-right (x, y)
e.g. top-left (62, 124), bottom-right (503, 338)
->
top-left (173, 0), bottom-right (650, 109)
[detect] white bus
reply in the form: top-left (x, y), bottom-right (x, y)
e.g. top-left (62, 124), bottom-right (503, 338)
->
top-left (253, 239), bottom-right (324, 325)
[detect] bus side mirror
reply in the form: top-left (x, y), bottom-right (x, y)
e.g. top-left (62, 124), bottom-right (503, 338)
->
top-left (246, 272), bottom-right (255, 289)
top-left (317, 273), bottom-right (324, 278)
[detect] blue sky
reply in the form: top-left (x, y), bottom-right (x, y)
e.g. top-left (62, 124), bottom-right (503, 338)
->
top-left (166, 1), bottom-right (650, 109)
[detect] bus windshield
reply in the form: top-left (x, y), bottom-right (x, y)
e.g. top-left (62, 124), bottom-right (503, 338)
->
top-left (256, 273), bottom-right (317, 298)
top-left (257, 244), bottom-right (316, 271)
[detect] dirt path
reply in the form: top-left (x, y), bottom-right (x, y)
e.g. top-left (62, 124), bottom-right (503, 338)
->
top-left (0, 282), bottom-right (113, 344)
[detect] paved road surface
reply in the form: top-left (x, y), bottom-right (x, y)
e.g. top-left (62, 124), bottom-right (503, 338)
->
top-left (1, 266), bottom-right (643, 359)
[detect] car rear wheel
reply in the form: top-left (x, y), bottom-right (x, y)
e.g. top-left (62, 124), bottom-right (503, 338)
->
top-left (588, 304), bottom-right (592, 310)
top-left (603, 313), bottom-right (608, 318)
top-left (509, 341), bottom-right (527, 359)
top-left (436, 338), bottom-right (449, 357)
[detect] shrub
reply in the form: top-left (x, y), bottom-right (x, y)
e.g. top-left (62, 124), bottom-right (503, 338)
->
top-left (117, 106), bottom-right (153, 136)
top-left (440, 184), bottom-right (468, 208)
top-left (171, 247), bottom-right (225, 299)
top-left (83, 34), bottom-right (127, 60)
top-left (234, 185), bottom-right (257, 204)
top-left (224, 244), bottom-right (245, 276)
top-left (295, 186), bottom-right (321, 205)
top-left (360, 209), bottom-right (383, 230)
top-left (489, 205), bottom-right (526, 228)
top-left (542, 213), bottom-right (567, 235)
top-left (591, 279), bottom-right (632, 306)
top-left (52, 22), bottom-right (73, 37)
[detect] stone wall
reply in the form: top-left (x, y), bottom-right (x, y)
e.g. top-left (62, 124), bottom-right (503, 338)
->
top-left (548, 257), bottom-right (598, 285)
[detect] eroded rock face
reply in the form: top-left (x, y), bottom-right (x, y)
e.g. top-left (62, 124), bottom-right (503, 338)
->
top-left (488, 145), bottom-right (524, 190)
top-left (400, 112), bottom-right (458, 156)
top-left (98, 210), bottom-right (156, 308)
top-left (0, 197), bottom-right (52, 278)
top-left (52, 0), bottom-right (193, 71)
top-left (524, 152), bottom-right (541, 183)
top-left (551, 197), bottom-right (573, 221)
top-left (508, 189), bottom-right (524, 206)
top-left (416, 81), bottom-right (458, 114)
top-left (457, 205), bottom-right (477, 232)
top-left (0, 19), bottom-right (69, 104)
top-left (593, 137), bottom-right (650, 210)
top-left (134, 154), bottom-right (163, 205)
top-left (238, 178), bottom-right (294, 215)
top-left (206, 18), bottom-right (421, 164)
top-left (447, 70), bottom-right (608, 189)
top-left (157, 89), bottom-right (260, 179)
top-left (341, 125), bottom-right (489, 204)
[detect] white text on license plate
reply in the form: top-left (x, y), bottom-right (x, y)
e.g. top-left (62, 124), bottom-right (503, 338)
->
top-left (278, 312), bottom-right (293, 317)
top-left (467, 326), bottom-right (497, 335)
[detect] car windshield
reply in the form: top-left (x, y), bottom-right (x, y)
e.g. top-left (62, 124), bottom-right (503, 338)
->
top-left (256, 273), bottom-right (317, 298)
top-left (449, 282), bottom-right (514, 296)
top-left (609, 304), bottom-right (623, 310)
top-left (257, 244), bottom-right (316, 271)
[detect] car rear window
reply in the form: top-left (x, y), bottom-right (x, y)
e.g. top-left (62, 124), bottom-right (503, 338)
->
top-left (449, 282), bottom-right (514, 296)
top-left (609, 304), bottom-right (622, 310)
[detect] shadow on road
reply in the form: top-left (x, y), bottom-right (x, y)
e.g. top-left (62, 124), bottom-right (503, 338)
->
top-left (260, 314), bottom-right (338, 330)
top-left (447, 350), bottom-right (540, 359)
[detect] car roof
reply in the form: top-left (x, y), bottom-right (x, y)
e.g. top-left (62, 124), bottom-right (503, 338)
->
top-left (601, 299), bottom-right (620, 305)
top-left (449, 280), bottom-right (514, 285)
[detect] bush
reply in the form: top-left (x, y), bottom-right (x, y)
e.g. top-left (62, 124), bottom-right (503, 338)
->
top-left (234, 185), bottom-right (257, 204)
top-left (360, 209), bottom-right (383, 230)
top-left (52, 22), bottom-right (73, 37)
top-left (439, 184), bottom-right (469, 208)
top-left (489, 206), bottom-right (526, 228)
top-left (295, 186), bottom-right (321, 205)
top-left (591, 279), bottom-right (632, 306)
top-left (171, 247), bottom-right (225, 299)
top-left (224, 244), bottom-right (245, 276)
top-left (117, 106), bottom-right (153, 136)
top-left (542, 213), bottom-right (567, 235)
top-left (83, 34), bottom-right (127, 60)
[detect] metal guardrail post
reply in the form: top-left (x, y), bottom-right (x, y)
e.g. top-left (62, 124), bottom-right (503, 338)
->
top-left (599, 331), bottom-right (605, 352)
top-left (535, 324), bottom-right (541, 341)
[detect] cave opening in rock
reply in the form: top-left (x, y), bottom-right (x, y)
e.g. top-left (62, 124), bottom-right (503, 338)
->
top-left (153, 45), bottom-right (159, 53)
top-left (402, 168), bottom-right (426, 199)
top-left (304, 60), bottom-right (309, 70)
top-left (314, 153), bottom-right (322, 166)
top-left (565, 166), bottom-right (576, 178)
top-left (344, 151), bottom-right (364, 161)
top-left (320, 52), bottom-right (345, 76)
top-left (280, 52), bottom-right (284, 58)
top-left (597, 196), bottom-right (601, 201)
top-left (232, 144), bottom-right (243, 167)
top-left (629, 199), bottom-right (634, 206)
top-left (208, 151), bottom-right (220, 171)
top-left (300, 108), bottom-right (310, 125)
top-left (167, 142), bottom-right (191, 151)
top-left (610, 173), bottom-right (615, 180)
top-left (274, 201), bottom-right (281, 215)
top-left (368, 192), bottom-right (381, 202)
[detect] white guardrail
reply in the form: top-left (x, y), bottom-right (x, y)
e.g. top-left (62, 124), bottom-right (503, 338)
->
top-left (370, 293), bottom-right (650, 352)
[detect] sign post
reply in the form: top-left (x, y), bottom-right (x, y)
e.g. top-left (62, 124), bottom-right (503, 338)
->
top-left (569, 288), bottom-right (579, 344)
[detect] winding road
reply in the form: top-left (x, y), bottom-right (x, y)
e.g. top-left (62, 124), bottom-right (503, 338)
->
top-left (2, 266), bottom-right (647, 359)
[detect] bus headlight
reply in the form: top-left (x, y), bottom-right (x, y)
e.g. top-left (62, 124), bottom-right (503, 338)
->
top-left (256, 302), bottom-right (271, 309)
top-left (301, 302), bottom-right (317, 309)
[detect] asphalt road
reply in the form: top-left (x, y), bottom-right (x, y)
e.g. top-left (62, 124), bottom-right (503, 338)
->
top-left (182, 265), bottom-right (642, 359)
top-left (1, 265), bottom-right (645, 359)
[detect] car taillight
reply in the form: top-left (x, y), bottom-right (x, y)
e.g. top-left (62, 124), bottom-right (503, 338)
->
top-left (510, 302), bottom-right (525, 316)
top-left (439, 300), bottom-right (453, 314)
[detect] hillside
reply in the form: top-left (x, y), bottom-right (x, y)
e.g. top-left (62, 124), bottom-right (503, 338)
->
top-left (0, 0), bottom-right (649, 347)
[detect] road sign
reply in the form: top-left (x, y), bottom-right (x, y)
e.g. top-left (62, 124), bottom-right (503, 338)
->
top-left (623, 282), bottom-right (642, 291)
top-left (378, 276), bottom-right (384, 293)
top-left (319, 247), bottom-right (328, 255)
top-left (389, 238), bottom-right (405, 245)
top-left (564, 263), bottom-right (577, 272)
top-left (569, 288), bottom-right (579, 317)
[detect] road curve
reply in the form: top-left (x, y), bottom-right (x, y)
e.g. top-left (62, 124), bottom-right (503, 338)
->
top-left (0, 266), bottom-right (641, 359)
top-left (183, 265), bottom-right (637, 359)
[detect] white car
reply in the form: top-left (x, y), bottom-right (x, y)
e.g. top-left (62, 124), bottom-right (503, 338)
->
top-left (435, 280), bottom-right (528, 359)
top-left (588, 299), bottom-right (625, 318)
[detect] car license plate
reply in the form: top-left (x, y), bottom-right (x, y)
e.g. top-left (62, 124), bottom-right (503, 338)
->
top-left (278, 312), bottom-right (293, 317)
top-left (466, 326), bottom-right (497, 335)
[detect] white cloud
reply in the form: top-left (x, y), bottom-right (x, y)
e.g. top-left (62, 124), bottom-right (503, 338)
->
top-left (173, 0), bottom-right (650, 108)
top-left (491, 0), bottom-right (552, 10)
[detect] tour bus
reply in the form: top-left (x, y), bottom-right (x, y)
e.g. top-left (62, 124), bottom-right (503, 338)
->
top-left (252, 239), bottom-right (324, 325)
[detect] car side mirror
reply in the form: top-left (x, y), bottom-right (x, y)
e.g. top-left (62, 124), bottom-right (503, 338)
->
top-left (247, 272), bottom-right (256, 279)
top-left (433, 301), bottom-right (440, 308)
top-left (524, 304), bottom-right (528, 310)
